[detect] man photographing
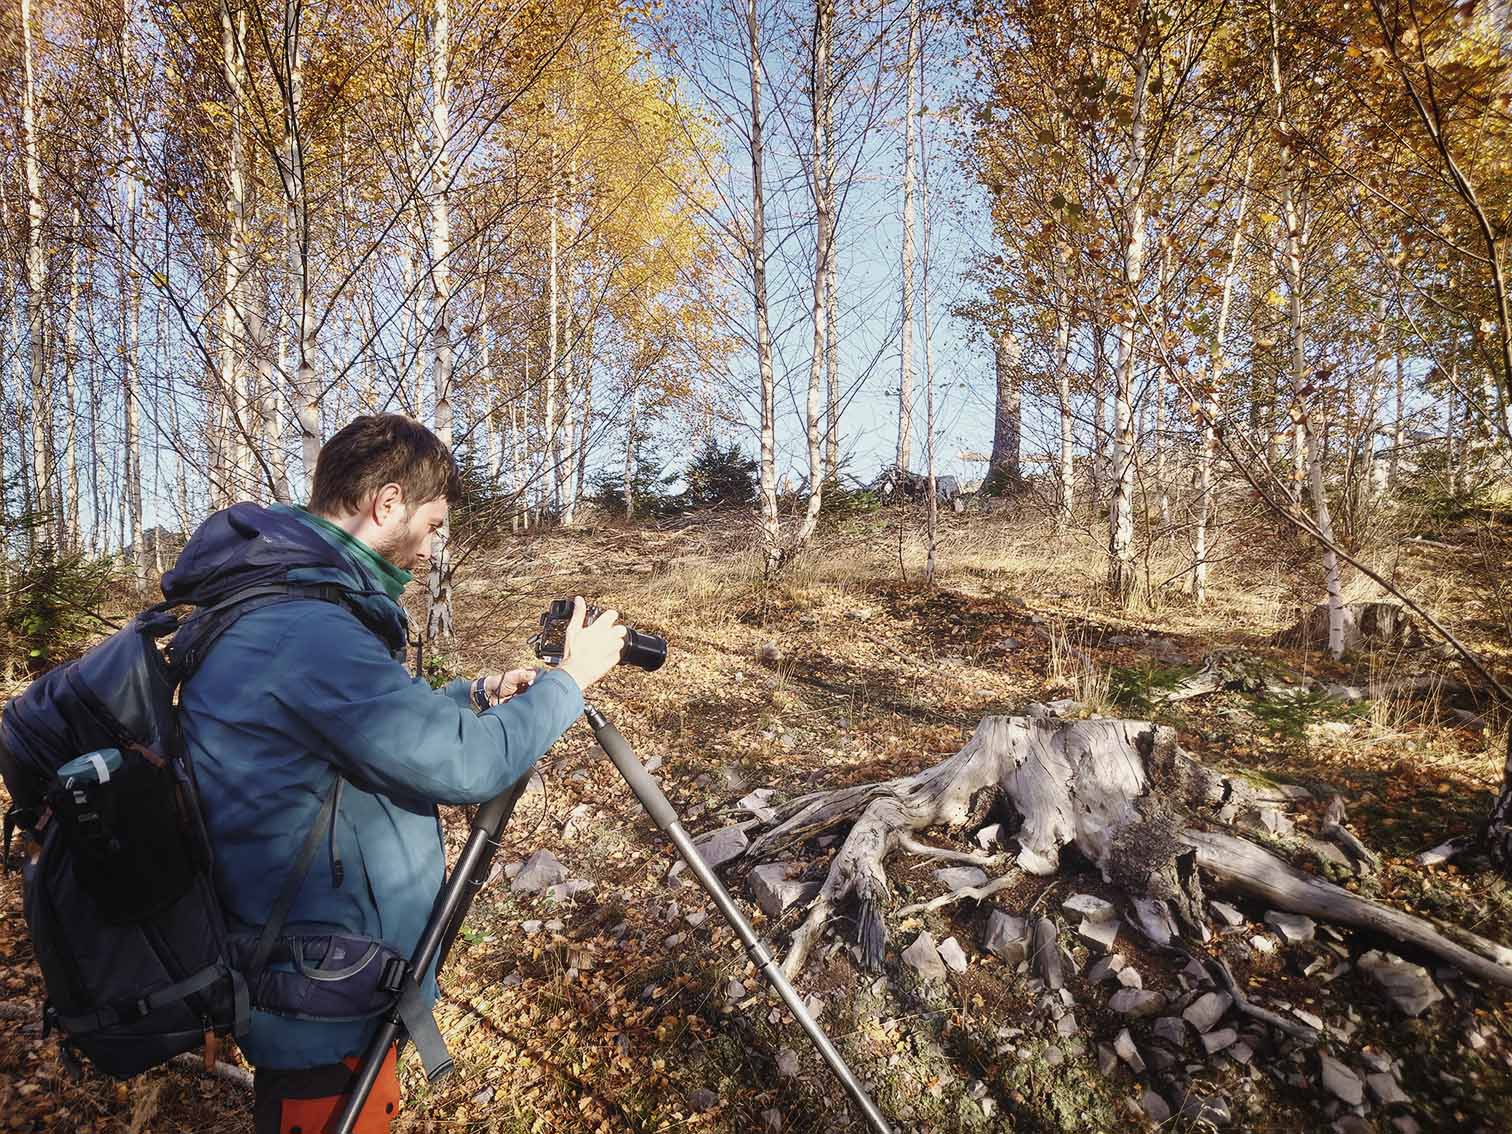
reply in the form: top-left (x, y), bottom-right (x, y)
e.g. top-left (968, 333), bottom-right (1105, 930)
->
top-left (162, 414), bottom-right (624, 1134)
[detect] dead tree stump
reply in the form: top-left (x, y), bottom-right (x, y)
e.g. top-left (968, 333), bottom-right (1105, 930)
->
top-left (748, 715), bottom-right (1512, 988)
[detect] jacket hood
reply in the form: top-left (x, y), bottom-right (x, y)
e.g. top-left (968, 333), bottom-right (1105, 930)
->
top-left (162, 503), bottom-right (355, 606)
top-left (161, 503), bottom-right (409, 655)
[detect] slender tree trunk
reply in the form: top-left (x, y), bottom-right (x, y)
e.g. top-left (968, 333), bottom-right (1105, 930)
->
top-left (1053, 245), bottom-right (1074, 527)
top-left (989, 330), bottom-right (1022, 492)
top-left (623, 387), bottom-right (637, 521)
top-left (280, 0), bottom-right (319, 489)
top-left (545, 155), bottom-right (561, 514)
top-left (63, 205), bottom-right (82, 553)
top-left (895, 0), bottom-right (917, 475)
top-left (1195, 154), bottom-right (1251, 604)
top-left (426, 0), bottom-right (455, 641)
top-left (795, 0), bottom-right (833, 548)
top-left (823, 91), bottom-right (840, 483)
top-left (920, 63), bottom-right (938, 586)
top-left (1154, 243), bottom-right (1174, 532)
top-left (1270, 0), bottom-right (1343, 656)
top-left (21, 0), bottom-right (50, 547)
top-left (1389, 327), bottom-right (1404, 489)
top-left (1107, 35), bottom-right (1149, 606)
top-left (748, 0), bottom-right (781, 572)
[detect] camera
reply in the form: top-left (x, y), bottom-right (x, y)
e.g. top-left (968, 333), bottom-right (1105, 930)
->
top-left (531, 598), bottom-right (667, 672)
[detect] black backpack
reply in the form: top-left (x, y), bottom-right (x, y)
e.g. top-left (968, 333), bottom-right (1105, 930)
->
top-left (0, 583), bottom-right (365, 1079)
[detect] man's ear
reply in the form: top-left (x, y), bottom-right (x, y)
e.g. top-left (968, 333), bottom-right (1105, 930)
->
top-left (371, 483), bottom-right (406, 527)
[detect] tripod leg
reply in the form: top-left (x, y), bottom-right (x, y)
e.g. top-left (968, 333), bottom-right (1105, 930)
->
top-left (585, 705), bottom-right (893, 1134)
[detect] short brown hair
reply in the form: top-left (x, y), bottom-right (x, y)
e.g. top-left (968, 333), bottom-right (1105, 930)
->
top-left (309, 414), bottom-right (464, 517)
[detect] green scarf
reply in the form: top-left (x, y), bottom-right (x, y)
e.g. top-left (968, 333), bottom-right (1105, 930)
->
top-left (277, 504), bottom-right (413, 601)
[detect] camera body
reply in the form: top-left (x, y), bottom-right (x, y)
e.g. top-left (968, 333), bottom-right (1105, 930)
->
top-left (531, 598), bottom-right (667, 672)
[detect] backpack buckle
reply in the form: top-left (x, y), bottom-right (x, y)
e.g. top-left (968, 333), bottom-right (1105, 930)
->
top-left (379, 957), bottom-right (409, 996)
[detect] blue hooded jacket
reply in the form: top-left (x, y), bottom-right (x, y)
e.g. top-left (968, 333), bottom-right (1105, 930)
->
top-left (164, 503), bottom-right (583, 1069)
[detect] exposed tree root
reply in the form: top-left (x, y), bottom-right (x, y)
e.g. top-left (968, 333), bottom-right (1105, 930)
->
top-left (749, 715), bottom-right (1512, 990)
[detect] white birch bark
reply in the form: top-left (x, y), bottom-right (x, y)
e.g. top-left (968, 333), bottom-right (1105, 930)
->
top-left (1053, 244), bottom-right (1074, 527)
top-left (63, 204), bottom-right (81, 552)
top-left (823, 89), bottom-right (840, 482)
top-left (895, 0), bottom-right (917, 475)
top-left (21, 0), bottom-right (50, 544)
top-left (425, 0), bottom-right (455, 641)
top-left (747, 0), bottom-right (781, 572)
top-left (795, 0), bottom-right (833, 547)
top-left (920, 58), bottom-right (938, 586)
top-left (545, 156), bottom-right (561, 513)
top-left (1269, 0), bottom-right (1343, 657)
top-left (1107, 35), bottom-right (1149, 606)
top-left (1194, 154), bottom-right (1251, 604)
top-left (1389, 329), bottom-right (1404, 488)
top-left (282, 0), bottom-right (320, 488)
top-left (990, 330), bottom-right (1021, 490)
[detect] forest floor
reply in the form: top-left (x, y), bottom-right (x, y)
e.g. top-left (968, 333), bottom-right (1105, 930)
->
top-left (3, 501), bottom-right (1512, 1133)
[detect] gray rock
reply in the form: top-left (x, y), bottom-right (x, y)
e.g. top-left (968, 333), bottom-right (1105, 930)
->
top-left (1228, 1041), bottom-right (1254, 1066)
top-left (689, 1088), bottom-right (718, 1111)
top-left (1210, 900), bottom-right (1245, 927)
top-left (1292, 1007), bottom-right (1325, 1031)
top-left (1368, 1072), bottom-right (1409, 1106)
top-left (501, 970), bottom-right (523, 988)
top-left (750, 863), bottom-right (820, 917)
top-left (935, 865), bottom-right (989, 890)
top-left (1264, 910), bottom-right (1317, 944)
top-left (938, 936), bottom-right (968, 973)
top-left (1249, 934), bottom-right (1277, 955)
top-left (1357, 950), bottom-right (1444, 1016)
top-left (1097, 1043), bottom-right (1118, 1075)
top-left (1319, 1052), bottom-right (1364, 1105)
top-left (693, 826), bottom-right (749, 869)
top-left (1325, 684), bottom-right (1368, 702)
top-left (725, 979), bottom-right (747, 999)
top-left (776, 1048), bottom-right (800, 1077)
top-left (902, 931), bottom-right (947, 984)
top-left (1086, 956), bottom-right (1121, 984)
top-left (1258, 808), bottom-right (1295, 836)
top-left (1130, 897), bottom-right (1178, 945)
top-left (1043, 1045), bottom-right (1065, 1067)
top-left (1417, 841), bottom-right (1459, 867)
top-left (1031, 917), bottom-right (1064, 990)
top-left (1079, 916), bottom-right (1120, 952)
top-left (1141, 1090), bottom-right (1172, 1123)
top-left (545, 878), bottom-right (593, 904)
top-left (511, 849), bottom-right (568, 893)
top-left (1183, 991), bottom-right (1233, 1033)
top-left (1117, 966), bottom-right (1143, 989)
top-left (1153, 1017), bottom-right (1188, 1047)
top-left (472, 1087), bottom-right (495, 1107)
top-left (1056, 1012), bottom-right (1080, 1038)
top-left (983, 910), bottom-right (1028, 965)
top-left (1201, 1028), bottom-right (1238, 1055)
top-left (1109, 989), bottom-right (1165, 1017)
top-left (1180, 1093), bottom-right (1232, 1126)
top-left (1114, 1028), bottom-right (1145, 1073)
top-left (1063, 893), bottom-right (1117, 923)
top-left (686, 909), bottom-right (708, 928)
top-left (737, 789), bottom-right (777, 822)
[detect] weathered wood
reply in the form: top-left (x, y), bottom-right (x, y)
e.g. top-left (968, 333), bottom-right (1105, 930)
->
top-left (1185, 829), bottom-right (1512, 987)
top-left (753, 715), bottom-right (1512, 991)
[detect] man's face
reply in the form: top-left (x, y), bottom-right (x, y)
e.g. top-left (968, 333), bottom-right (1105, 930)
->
top-left (374, 495), bottom-right (449, 572)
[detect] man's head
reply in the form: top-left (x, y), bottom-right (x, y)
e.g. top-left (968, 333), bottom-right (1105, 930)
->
top-left (309, 415), bottom-right (464, 572)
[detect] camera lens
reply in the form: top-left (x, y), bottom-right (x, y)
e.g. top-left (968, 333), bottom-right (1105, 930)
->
top-left (621, 629), bottom-right (667, 672)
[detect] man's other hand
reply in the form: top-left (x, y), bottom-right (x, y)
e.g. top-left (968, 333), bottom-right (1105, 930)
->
top-left (482, 668), bottom-right (538, 705)
top-left (558, 596), bottom-right (627, 691)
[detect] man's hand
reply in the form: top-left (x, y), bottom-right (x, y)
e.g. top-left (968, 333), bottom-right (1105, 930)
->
top-left (482, 668), bottom-right (539, 705)
top-left (557, 596), bottom-right (627, 691)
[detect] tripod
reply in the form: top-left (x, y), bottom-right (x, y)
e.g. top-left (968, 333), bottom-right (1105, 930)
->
top-left (331, 704), bottom-right (892, 1134)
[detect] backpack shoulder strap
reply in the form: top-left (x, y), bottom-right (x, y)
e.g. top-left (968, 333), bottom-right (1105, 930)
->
top-left (170, 582), bottom-right (350, 683)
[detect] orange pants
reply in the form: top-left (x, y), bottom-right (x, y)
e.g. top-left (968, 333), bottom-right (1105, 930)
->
top-left (252, 1044), bottom-right (402, 1134)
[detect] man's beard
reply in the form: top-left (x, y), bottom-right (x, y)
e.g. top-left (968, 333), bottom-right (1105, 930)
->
top-left (372, 524), bottom-right (420, 571)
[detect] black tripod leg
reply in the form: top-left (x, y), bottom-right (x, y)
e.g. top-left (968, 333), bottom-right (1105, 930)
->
top-left (585, 705), bottom-right (893, 1134)
top-left (332, 773), bottom-right (531, 1134)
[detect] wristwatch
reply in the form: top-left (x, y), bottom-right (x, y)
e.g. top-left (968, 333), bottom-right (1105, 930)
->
top-left (470, 676), bottom-right (490, 712)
